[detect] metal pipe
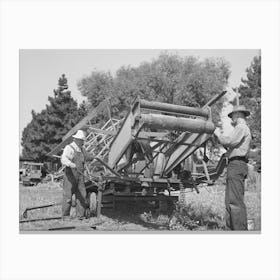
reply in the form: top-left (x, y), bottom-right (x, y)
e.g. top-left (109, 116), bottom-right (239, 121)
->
top-left (140, 100), bottom-right (209, 118)
top-left (204, 90), bottom-right (227, 107)
top-left (19, 217), bottom-right (62, 223)
top-left (94, 157), bottom-right (122, 178)
top-left (48, 226), bottom-right (76, 231)
top-left (140, 114), bottom-right (215, 134)
top-left (22, 203), bottom-right (62, 219)
top-left (162, 91), bottom-right (227, 172)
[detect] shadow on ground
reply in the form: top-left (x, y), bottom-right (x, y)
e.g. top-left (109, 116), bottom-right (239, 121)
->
top-left (101, 201), bottom-right (175, 230)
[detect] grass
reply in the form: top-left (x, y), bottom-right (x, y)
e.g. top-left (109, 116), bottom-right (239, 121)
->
top-left (19, 170), bottom-right (261, 231)
top-left (171, 169), bottom-right (261, 231)
top-left (19, 183), bottom-right (64, 231)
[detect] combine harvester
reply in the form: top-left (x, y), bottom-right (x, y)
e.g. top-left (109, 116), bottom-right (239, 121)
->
top-left (46, 91), bottom-right (227, 218)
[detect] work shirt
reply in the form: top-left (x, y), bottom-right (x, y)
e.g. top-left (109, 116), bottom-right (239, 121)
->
top-left (217, 118), bottom-right (251, 159)
top-left (61, 142), bottom-right (86, 168)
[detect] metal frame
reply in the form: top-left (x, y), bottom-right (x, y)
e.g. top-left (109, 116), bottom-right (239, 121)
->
top-left (47, 91), bottom-right (227, 218)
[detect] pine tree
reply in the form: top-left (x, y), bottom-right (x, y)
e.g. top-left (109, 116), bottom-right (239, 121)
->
top-left (22, 74), bottom-right (87, 161)
top-left (232, 56), bottom-right (261, 148)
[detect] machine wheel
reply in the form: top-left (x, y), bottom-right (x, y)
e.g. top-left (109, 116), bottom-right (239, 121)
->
top-left (89, 192), bottom-right (97, 216)
top-left (23, 181), bottom-right (30, 186)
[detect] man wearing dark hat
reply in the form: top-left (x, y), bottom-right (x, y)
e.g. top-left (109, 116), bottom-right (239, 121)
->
top-left (214, 105), bottom-right (251, 230)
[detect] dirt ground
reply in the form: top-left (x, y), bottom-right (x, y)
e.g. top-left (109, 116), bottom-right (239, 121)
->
top-left (19, 174), bottom-right (261, 232)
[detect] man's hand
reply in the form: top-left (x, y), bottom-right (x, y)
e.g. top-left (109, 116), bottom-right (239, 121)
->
top-left (69, 163), bottom-right (76, 169)
top-left (213, 128), bottom-right (222, 144)
top-left (214, 127), bottom-right (221, 137)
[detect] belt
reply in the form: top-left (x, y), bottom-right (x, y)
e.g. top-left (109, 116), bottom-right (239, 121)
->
top-left (228, 156), bottom-right (248, 163)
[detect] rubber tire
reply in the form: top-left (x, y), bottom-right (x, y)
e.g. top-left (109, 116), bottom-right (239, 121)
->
top-left (23, 181), bottom-right (30, 186)
top-left (89, 192), bottom-right (97, 216)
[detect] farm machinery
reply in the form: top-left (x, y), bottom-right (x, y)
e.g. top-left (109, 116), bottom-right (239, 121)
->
top-left (21, 91), bottom-right (228, 222)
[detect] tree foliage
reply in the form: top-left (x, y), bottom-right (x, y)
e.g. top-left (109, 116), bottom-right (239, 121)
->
top-left (232, 56), bottom-right (261, 148)
top-left (22, 74), bottom-right (87, 161)
top-left (77, 53), bottom-right (230, 125)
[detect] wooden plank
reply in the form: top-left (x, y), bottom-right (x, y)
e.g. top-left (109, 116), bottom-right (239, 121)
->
top-left (108, 111), bottom-right (134, 168)
top-left (47, 137), bottom-right (72, 157)
top-left (62, 101), bottom-right (106, 141)
top-left (94, 157), bottom-right (122, 178)
top-left (47, 101), bottom-right (107, 156)
top-left (97, 190), bottom-right (103, 218)
top-left (164, 133), bottom-right (210, 174)
top-left (88, 127), bottom-right (117, 136)
top-left (139, 177), bottom-right (181, 184)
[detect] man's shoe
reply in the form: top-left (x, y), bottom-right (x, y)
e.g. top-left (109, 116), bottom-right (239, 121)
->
top-left (62, 216), bottom-right (71, 222)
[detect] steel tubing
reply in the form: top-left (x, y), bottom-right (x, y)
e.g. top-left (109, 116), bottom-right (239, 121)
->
top-left (140, 114), bottom-right (215, 134)
top-left (140, 99), bottom-right (209, 118)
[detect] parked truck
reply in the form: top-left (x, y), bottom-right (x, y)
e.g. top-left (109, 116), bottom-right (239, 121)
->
top-left (20, 162), bottom-right (43, 186)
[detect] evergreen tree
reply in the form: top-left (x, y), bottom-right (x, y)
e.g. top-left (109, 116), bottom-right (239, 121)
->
top-left (232, 56), bottom-right (261, 148)
top-left (22, 74), bottom-right (87, 161)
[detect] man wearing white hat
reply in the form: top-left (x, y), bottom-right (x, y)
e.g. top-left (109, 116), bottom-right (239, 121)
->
top-left (61, 130), bottom-right (92, 220)
top-left (214, 105), bottom-right (252, 230)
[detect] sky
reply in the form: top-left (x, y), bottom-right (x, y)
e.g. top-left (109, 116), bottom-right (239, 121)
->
top-left (20, 49), bottom-right (260, 151)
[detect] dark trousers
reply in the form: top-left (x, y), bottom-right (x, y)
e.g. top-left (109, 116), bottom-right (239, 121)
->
top-left (62, 167), bottom-right (88, 218)
top-left (225, 160), bottom-right (248, 230)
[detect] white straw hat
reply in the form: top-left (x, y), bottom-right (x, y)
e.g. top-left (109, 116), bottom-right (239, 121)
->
top-left (72, 130), bottom-right (86, 140)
